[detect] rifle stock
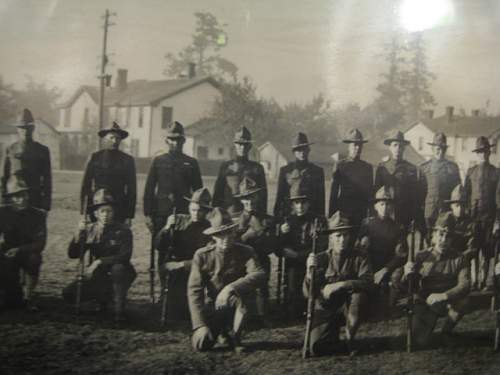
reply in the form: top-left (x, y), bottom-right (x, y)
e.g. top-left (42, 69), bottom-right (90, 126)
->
top-left (149, 230), bottom-right (156, 304)
top-left (407, 220), bottom-right (416, 353)
top-left (76, 198), bottom-right (89, 315)
top-left (275, 222), bottom-right (283, 306)
top-left (492, 235), bottom-right (499, 350)
top-left (161, 207), bottom-right (176, 328)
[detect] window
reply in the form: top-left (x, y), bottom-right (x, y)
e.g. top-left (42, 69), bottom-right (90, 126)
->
top-left (161, 107), bottom-right (173, 129)
top-left (418, 136), bottom-right (424, 151)
top-left (126, 106), bottom-right (131, 126)
top-left (130, 139), bottom-right (140, 157)
top-left (218, 147), bottom-right (224, 156)
top-left (197, 146), bottom-right (208, 160)
top-left (64, 108), bottom-right (71, 128)
top-left (138, 107), bottom-right (144, 128)
top-left (83, 107), bottom-right (89, 126)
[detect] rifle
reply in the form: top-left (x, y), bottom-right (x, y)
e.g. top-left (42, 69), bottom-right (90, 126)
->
top-left (302, 218), bottom-right (319, 359)
top-left (149, 219), bottom-right (157, 304)
top-left (275, 222), bottom-right (283, 306)
top-left (76, 198), bottom-right (89, 315)
top-left (492, 232), bottom-right (499, 351)
top-left (161, 207), bottom-right (176, 328)
top-left (471, 199), bottom-right (481, 290)
top-left (282, 216), bottom-right (290, 319)
top-left (406, 220), bottom-right (417, 353)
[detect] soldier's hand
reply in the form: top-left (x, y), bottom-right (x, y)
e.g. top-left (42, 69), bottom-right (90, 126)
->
top-left (192, 326), bottom-right (213, 346)
top-left (404, 261), bottom-right (416, 277)
top-left (426, 293), bottom-right (448, 306)
top-left (163, 215), bottom-right (177, 231)
top-left (494, 262), bottom-right (500, 276)
top-left (306, 253), bottom-right (317, 278)
top-left (85, 259), bottom-right (102, 276)
top-left (280, 223), bottom-right (290, 234)
top-left (374, 268), bottom-right (389, 285)
top-left (4, 247), bottom-right (20, 258)
top-left (215, 285), bottom-right (235, 310)
top-left (321, 282), bottom-right (345, 300)
top-left (78, 219), bottom-right (87, 232)
top-left (145, 216), bottom-right (154, 233)
top-left (165, 261), bottom-right (184, 272)
top-left (282, 248), bottom-right (298, 259)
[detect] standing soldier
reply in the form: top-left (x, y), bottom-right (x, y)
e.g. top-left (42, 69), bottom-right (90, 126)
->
top-left (62, 189), bottom-right (137, 323)
top-left (0, 177), bottom-right (47, 310)
top-left (304, 212), bottom-right (373, 356)
top-left (2, 108), bottom-right (51, 213)
top-left (143, 121), bottom-right (203, 235)
top-left (80, 122), bottom-right (136, 225)
top-left (328, 128), bottom-right (373, 227)
top-left (274, 132), bottom-right (325, 218)
top-left (212, 126), bottom-right (267, 215)
top-left (234, 177), bottom-right (277, 319)
top-left (280, 179), bottom-right (327, 318)
top-left (464, 136), bottom-right (499, 289)
top-left (155, 187), bottom-right (212, 321)
top-left (418, 133), bottom-right (461, 238)
top-left (374, 130), bottom-right (419, 231)
top-left (188, 207), bottom-right (266, 352)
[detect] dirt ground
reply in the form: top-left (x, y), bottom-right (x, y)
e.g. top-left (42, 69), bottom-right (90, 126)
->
top-left (1, 171), bottom-right (500, 375)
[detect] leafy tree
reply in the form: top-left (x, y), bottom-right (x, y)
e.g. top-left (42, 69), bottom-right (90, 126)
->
top-left (0, 76), bottom-right (17, 123)
top-left (164, 12), bottom-right (238, 82)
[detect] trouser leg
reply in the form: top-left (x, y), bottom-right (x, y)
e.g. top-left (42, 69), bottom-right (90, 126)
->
top-left (110, 263), bottom-right (136, 319)
top-left (0, 256), bottom-right (23, 308)
top-left (412, 302), bottom-right (439, 347)
top-left (287, 263), bottom-right (306, 318)
top-left (309, 302), bottom-right (343, 356)
top-left (256, 258), bottom-right (270, 317)
top-left (19, 253), bottom-right (42, 302)
top-left (345, 292), bottom-right (367, 340)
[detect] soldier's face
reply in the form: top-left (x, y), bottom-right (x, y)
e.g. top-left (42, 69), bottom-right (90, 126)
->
top-left (213, 231), bottom-right (236, 251)
top-left (292, 199), bottom-right (309, 216)
top-left (241, 195), bottom-right (258, 213)
top-left (234, 142), bottom-right (250, 157)
top-left (166, 137), bottom-right (184, 153)
top-left (330, 230), bottom-right (350, 254)
top-left (293, 147), bottom-right (309, 161)
top-left (189, 202), bottom-right (207, 222)
top-left (389, 142), bottom-right (405, 160)
top-left (433, 145), bottom-right (446, 160)
top-left (11, 191), bottom-right (29, 211)
top-left (374, 200), bottom-right (392, 219)
top-left (451, 202), bottom-right (464, 218)
top-left (103, 133), bottom-right (121, 150)
top-left (476, 149), bottom-right (490, 163)
top-left (95, 205), bottom-right (114, 226)
top-left (432, 228), bottom-right (452, 254)
top-left (348, 143), bottom-right (362, 159)
top-left (17, 127), bottom-right (34, 141)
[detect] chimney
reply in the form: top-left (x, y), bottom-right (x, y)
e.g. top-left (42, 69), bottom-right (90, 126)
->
top-left (472, 109), bottom-right (480, 117)
top-left (116, 69), bottom-right (128, 91)
top-left (425, 109), bottom-right (434, 120)
top-left (188, 63), bottom-right (196, 79)
top-left (445, 106), bottom-right (454, 122)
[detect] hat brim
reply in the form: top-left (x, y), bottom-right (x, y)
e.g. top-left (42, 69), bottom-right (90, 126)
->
top-left (98, 129), bottom-right (129, 139)
top-left (288, 194), bottom-right (309, 201)
top-left (13, 124), bottom-right (35, 129)
top-left (443, 199), bottom-right (466, 204)
top-left (342, 139), bottom-right (368, 144)
top-left (233, 139), bottom-right (253, 144)
top-left (320, 225), bottom-right (357, 234)
top-left (203, 222), bottom-right (239, 236)
top-left (472, 145), bottom-right (494, 153)
top-left (234, 187), bottom-right (262, 199)
top-left (2, 187), bottom-right (30, 198)
top-left (372, 197), bottom-right (394, 203)
top-left (165, 133), bottom-right (185, 139)
top-left (183, 196), bottom-right (212, 209)
top-left (292, 142), bottom-right (314, 150)
top-left (427, 142), bottom-right (447, 147)
top-left (383, 139), bottom-right (410, 146)
top-left (89, 201), bottom-right (116, 210)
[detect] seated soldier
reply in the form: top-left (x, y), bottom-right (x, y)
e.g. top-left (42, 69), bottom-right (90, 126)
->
top-left (394, 212), bottom-right (471, 348)
top-left (0, 176), bottom-right (47, 310)
top-left (155, 187), bottom-right (212, 321)
top-left (304, 211), bottom-right (373, 357)
top-left (280, 179), bottom-right (327, 318)
top-left (188, 207), bottom-right (265, 352)
top-left (62, 189), bottom-right (136, 323)
top-left (234, 176), bottom-right (277, 319)
top-left (357, 186), bottom-right (407, 307)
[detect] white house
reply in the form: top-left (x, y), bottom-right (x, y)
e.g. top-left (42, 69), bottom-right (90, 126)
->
top-left (57, 68), bottom-right (221, 158)
top-left (405, 106), bottom-right (500, 177)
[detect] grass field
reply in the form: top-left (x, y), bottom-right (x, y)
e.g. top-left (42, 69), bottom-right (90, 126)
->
top-left (1, 171), bottom-right (499, 375)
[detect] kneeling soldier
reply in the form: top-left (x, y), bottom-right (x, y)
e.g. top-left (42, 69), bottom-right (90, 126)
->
top-left (395, 212), bottom-right (471, 347)
top-left (155, 187), bottom-right (212, 321)
top-left (0, 177), bottom-right (47, 310)
top-left (188, 207), bottom-right (265, 352)
top-left (234, 176), bottom-right (277, 318)
top-left (63, 189), bottom-right (136, 323)
top-left (304, 212), bottom-right (373, 356)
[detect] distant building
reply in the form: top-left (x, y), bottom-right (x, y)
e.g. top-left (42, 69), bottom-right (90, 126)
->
top-left (405, 106), bottom-right (500, 177)
top-left (57, 68), bottom-right (221, 158)
top-left (0, 118), bottom-right (61, 169)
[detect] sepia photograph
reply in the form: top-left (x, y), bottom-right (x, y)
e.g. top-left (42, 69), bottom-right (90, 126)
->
top-left (0, 0), bottom-right (499, 374)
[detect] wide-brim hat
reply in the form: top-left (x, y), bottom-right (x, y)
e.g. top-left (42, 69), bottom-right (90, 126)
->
top-left (373, 185), bottom-right (395, 203)
top-left (444, 184), bottom-right (466, 204)
top-left (343, 128), bottom-right (368, 144)
top-left (89, 188), bottom-right (116, 210)
top-left (383, 130), bottom-right (410, 146)
top-left (165, 121), bottom-right (185, 139)
top-left (427, 132), bottom-right (447, 148)
top-left (2, 176), bottom-right (30, 198)
top-left (291, 132), bottom-right (314, 150)
top-left (98, 121), bottom-right (129, 139)
top-left (183, 187), bottom-right (213, 209)
top-left (320, 211), bottom-right (356, 234)
top-left (233, 176), bottom-right (262, 198)
top-left (233, 126), bottom-right (253, 144)
top-left (472, 136), bottom-right (495, 153)
top-left (288, 178), bottom-right (310, 201)
top-left (13, 108), bottom-right (35, 129)
top-left (203, 207), bottom-right (239, 236)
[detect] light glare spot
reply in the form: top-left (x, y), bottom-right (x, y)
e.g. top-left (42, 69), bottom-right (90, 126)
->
top-left (399, 0), bottom-right (453, 32)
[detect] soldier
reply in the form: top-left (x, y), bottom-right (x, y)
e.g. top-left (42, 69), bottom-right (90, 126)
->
top-left (374, 130), bottom-right (419, 231)
top-left (280, 179), bottom-right (327, 318)
top-left (357, 186), bottom-right (407, 302)
top-left (212, 126), bottom-right (267, 215)
top-left (155, 187), bottom-right (212, 321)
top-left (80, 122), bottom-right (136, 225)
top-left (418, 133), bottom-right (461, 237)
top-left (464, 136), bottom-right (499, 289)
top-left (274, 132), bottom-right (325, 218)
top-left (328, 128), bottom-right (373, 227)
top-left (394, 212), bottom-right (471, 348)
top-left (1, 108), bottom-right (51, 213)
top-left (62, 189), bottom-right (136, 323)
top-left (234, 176), bottom-right (277, 318)
top-left (304, 212), bottom-right (373, 356)
top-left (188, 207), bottom-right (266, 352)
top-left (0, 177), bottom-right (47, 310)
top-left (143, 121), bottom-right (203, 235)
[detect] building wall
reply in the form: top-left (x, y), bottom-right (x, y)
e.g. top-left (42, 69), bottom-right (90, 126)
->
top-left (192, 137), bottom-right (231, 161)
top-left (149, 82), bottom-right (221, 157)
top-left (34, 121), bottom-right (61, 170)
top-left (405, 122), bottom-right (436, 161)
top-left (58, 91), bottom-right (98, 132)
top-left (259, 143), bottom-right (288, 180)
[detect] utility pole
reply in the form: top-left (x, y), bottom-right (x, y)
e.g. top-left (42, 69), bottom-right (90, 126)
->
top-left (97, 9), bottom-right (115, 149)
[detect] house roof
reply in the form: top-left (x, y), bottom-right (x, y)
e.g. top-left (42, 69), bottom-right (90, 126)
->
top-left (59, 76), bottom-right (220, 108)
top-left (258, 140), bottom-right (336, 165)
top-left (408, 115), bottom-right (500, 138)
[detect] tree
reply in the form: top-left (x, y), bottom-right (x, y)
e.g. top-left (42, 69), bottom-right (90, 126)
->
top-left (0, 76), bottom-right (16, 123)
top-left (164, 12), bottom-right (238, 82)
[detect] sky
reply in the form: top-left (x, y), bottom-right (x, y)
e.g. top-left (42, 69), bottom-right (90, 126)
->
top-left (0, 0), bottom-right (499, 114)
